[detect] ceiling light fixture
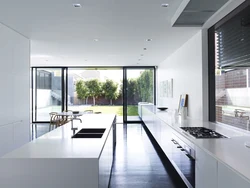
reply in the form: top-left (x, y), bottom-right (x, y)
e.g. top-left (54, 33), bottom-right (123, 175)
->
top-left (94, 39), bottom-right (99, 42)
top-left (161, 4), bottom-right (169, 8)
top-left (143, 48), bottom-right (147, 50)
top-left (141, 54), bottom-right (144, 56)
top-left (73, 3), bottom-right (82, 8)
top-left (138, 59), bottom-right (141, 61)
top-left (146, 39), bottom-right (152, 42)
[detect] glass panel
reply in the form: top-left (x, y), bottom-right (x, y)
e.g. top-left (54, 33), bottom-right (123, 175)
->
top-left (35, 68), bottom-right (62, 121)
top-left (215, 68), bottom-right (250, 131)
top-left (126, 68), bottom-right (154, 122)
top-left (67, 68), bottom-right (123, 118)
top-left (214, 4), bottom-right (250, 131)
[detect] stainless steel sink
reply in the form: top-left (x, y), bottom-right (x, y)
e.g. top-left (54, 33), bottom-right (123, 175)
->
top-left (78, 128), bottom-right (106, 134)
top-left (72, 133), bottom-right (103, 138)
top-left (72, 128), bottom-right (106, 138)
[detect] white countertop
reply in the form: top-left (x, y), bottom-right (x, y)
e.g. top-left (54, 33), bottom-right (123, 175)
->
top-left (144, 105), bottom-right (250, 182)
top-left (3, 114), bottom-right (116, 159)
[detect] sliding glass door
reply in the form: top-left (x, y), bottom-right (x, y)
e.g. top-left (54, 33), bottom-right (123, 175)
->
top-left (32, 68), bottom-right (66, 122)
top-left (123, 67), bottom-right (155, 123)
top-left (32, 67), bottom-right (155, 123)
top-left (67, 67), bottom-right (123, 116)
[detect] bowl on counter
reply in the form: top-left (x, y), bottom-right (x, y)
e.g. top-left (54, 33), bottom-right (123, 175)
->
top-left (157, 107), bottom-right (168, 111)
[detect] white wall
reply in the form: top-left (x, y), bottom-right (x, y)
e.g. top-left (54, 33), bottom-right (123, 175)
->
top-left (0, 23), bottom-right (30, 156)
top-left (158, 30), bottom-right (207, 120)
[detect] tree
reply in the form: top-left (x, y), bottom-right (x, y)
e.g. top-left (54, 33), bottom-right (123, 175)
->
top-left (102, 79), bottom-right (119, 105)
top-left (137, 70), bottom-right (153, 103)
top-left (75, 80), bottom-right (88, 104)
top-left (127, 78), bottom-right (138, 105)
top-left (85, 79), bottom-right (102, 105)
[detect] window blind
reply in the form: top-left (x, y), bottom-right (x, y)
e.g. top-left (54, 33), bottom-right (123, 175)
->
top-left (216, 5), bottom-right (250, 69)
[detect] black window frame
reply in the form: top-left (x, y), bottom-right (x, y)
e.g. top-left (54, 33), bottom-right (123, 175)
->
top-left (31, 66), bottom-right (156, 124)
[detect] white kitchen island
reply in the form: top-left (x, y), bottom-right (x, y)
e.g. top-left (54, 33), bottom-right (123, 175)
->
top-left (0, 114), bottom-right (116, 188)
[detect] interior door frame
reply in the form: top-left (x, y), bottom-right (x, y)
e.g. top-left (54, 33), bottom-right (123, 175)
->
top-left (123, 66), bottom-right (156, 123)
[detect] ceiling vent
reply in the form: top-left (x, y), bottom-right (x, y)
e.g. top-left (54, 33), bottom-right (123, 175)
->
top-left (173, 0), bottom-right (229, 27)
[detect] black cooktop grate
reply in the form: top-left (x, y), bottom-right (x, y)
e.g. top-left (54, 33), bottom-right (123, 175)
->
top-left (180, 127), bottom-right (227, 139)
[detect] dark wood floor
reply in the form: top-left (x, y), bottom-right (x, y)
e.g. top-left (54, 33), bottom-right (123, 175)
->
top-left (109, 124), bottom-right (177, 188)
top-left (32, 123), bottom-right (178, 187)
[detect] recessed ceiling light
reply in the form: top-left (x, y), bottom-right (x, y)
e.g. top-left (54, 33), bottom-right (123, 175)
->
top-left (146, 39), bottom-right (152, 42)
top-left (143, 48), bottom-right (147, 50)
top-left (94, 39), bottom-right (99, 42)
top-left (73, 3), bottom-right (82, 8)
top-left (141, 54), bottom-right (144, 56)
top-left (161, 4), bottom-right (169, 7)
top-left (138, 59), bottom-right (141, 61)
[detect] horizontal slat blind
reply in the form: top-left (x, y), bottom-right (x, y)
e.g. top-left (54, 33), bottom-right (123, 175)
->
top-left (216, 5), bottom-right (250, 69)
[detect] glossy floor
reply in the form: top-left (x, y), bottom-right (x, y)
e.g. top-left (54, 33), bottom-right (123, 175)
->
top-left (109, 124), bottom-right (177, 188)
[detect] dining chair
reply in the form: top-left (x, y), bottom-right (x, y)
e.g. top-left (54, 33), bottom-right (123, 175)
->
top-left (62, 110), bottom-right (73, 123)
top-left (49, 112), bottom-right (58, 131)
top-left (55, 114), bottom-right (68, 128)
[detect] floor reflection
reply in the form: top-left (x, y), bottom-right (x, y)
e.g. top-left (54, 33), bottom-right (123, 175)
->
top-left (110, 124), bottom-right (176, 188)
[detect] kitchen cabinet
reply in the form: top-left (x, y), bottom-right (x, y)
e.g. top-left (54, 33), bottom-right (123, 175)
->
top-left (0, 23), bottom-right (30, 157)
top-left (141, 105), bottom-right (250, 188)
top-left (141, 106), bottom-right (195, 187)
top-left (195, 146), bottom-right (217, 188)
top-left (0, 125), bottom-right (14, 156)
top-left (218, 162), bottom-right (250, 188)
top-left (160, 120), bottom-right (173, 155)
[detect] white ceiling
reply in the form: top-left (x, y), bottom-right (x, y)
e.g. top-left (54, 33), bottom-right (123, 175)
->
top-left (0, 0), bottom-right (199, 66)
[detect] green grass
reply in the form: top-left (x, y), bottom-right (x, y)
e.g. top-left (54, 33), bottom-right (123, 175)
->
top-left (68, 105), bottom-right (138, 116)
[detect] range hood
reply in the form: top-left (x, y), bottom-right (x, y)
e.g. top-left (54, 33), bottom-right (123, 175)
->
top-left (172, 0), bottom-right (229, 27)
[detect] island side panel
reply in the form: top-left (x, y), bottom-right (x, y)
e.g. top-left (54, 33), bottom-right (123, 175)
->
top-left (0, 158), bottom-right (99, 188)
top-left (99, 126), bottom-right (113, 188)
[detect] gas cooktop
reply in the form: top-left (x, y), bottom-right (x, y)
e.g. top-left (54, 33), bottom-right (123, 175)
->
top-left (180, 127), bottom-right (227, 139)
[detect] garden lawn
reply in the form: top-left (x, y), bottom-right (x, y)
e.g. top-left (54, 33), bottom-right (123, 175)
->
top-left (69, 105), bottom-right (138, 116)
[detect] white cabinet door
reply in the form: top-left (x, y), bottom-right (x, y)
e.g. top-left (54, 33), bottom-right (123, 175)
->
top-left (218, 162), bottom-right (250, 188)
top-left (160, 120), bottom-right (173, 155)
top-left (0, 125), bottom-right (14, 157)
top-left (195, 147), bottom-right (218, 188)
